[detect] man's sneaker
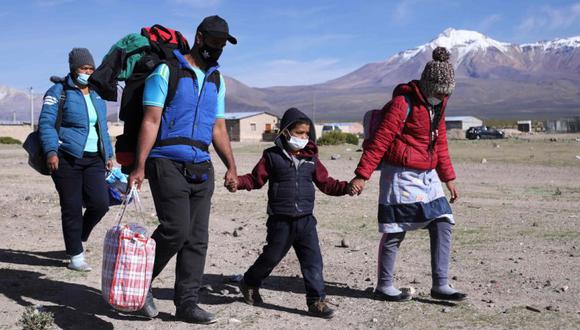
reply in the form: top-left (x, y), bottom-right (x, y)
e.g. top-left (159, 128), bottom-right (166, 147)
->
top-left (307, 299), bottom-right (336, 319)
top-left (137, 289), bottom-right (158, 318)
top-left (67, 261), bottom-right (92, 272)
top-left (239, 279), bottom-right (263, 305)
top-left (175, 303), bottom-right (217, 324)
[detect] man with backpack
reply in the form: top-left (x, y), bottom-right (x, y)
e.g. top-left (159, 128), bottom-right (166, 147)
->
top-left (127, 16), bottom-right (238, 324)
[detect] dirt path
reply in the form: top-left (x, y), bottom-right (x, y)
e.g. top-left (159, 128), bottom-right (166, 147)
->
top-left (1, 139), bottom-right (579, 329)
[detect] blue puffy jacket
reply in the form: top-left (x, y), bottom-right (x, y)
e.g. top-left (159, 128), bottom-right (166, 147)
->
top-left (38, 75), bottom-right (114, 160)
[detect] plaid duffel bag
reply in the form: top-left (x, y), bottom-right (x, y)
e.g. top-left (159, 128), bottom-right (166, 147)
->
top-left (102, 188), bottom-right (155, 312)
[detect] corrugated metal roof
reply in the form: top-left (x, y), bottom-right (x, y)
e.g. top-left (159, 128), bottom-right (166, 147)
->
top-left (320, 122), bottom-right (357, 127)
top-left (224, 112), bottom-right (278, 120)
top-left (445, 116), bottom-right (482, 121)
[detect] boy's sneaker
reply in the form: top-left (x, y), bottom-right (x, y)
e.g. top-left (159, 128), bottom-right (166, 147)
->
top-left (175, 302), bottom-right (217, 324)
top-left (307, 299), bottom-right (336, 319)
top-left (239, 279), bottom-right (263, 305)
top-left (67, 261), bottom-right (92, 272)
top-left (137, 289), bottom-right (158, 318)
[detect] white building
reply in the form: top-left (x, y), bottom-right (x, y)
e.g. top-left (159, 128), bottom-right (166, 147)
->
top-left (517, 120), bottom-right (533, 133)
top-left (445, 116), bottom-right (483, 130)
top-left (224, 112), bottom-right (279, 141)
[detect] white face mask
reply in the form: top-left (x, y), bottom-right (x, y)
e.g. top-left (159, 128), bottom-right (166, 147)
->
top-left (287, 135), bottom-right (309, 151)
top-left (427, 96), bottom-right (442, 106)
top-left (76, 73), bottom-right (90, 86)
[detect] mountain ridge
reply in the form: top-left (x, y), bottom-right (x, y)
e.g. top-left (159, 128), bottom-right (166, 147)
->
top-left (1, 28), bottom-right (579, 122)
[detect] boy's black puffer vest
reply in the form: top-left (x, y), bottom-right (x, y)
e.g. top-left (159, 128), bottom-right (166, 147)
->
top-left (265, 146), bottom-right (317, 217)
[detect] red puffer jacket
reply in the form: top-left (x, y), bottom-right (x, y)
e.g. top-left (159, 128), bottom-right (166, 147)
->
top-left (355, 80), bottom-right (456, 182)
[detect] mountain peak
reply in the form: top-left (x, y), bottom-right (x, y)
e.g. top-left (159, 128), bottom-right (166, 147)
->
top-left (430, 28), bottom-right (511, 51)
top-left (395, 28), bottom-right (511, 62)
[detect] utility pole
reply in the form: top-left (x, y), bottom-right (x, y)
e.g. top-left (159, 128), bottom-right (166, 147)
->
top-left (29, 87), bottom-right (34, 130)
top-left (312, 90), bottom-right (316, 124)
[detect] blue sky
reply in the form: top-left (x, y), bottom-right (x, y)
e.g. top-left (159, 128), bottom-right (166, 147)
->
top-left (1, 0), bottom-right (579, 91)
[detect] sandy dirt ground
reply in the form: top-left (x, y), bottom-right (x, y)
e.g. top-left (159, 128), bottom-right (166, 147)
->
top-left (1, 135), bottom-right (579, 329)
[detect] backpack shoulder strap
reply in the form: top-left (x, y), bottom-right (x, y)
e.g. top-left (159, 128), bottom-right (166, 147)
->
top-left (164, 61), bottom-right (192, 107)
top-left (55, 83), bottom-right (66, 131)
top-left (206, 70), bottom-right (221, 93)
top-left (403, 95), bottom-right (412, 121)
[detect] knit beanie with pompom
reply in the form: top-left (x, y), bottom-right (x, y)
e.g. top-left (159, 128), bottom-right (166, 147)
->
top-left (419, 47), bottom-right (455, 96)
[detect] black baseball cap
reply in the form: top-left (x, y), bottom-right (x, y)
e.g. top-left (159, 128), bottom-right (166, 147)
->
top-left (197, 15), bottom-right (237, 45)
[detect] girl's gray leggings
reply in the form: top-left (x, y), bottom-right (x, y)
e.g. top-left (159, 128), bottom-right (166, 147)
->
top-left (376, 218), bottom-right (453, 291)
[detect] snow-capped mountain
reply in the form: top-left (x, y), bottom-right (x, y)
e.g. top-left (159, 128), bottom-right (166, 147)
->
top-left (326, 28), bottom-right (580, 88)
top-left (522, 36), bottom-right (580, 51)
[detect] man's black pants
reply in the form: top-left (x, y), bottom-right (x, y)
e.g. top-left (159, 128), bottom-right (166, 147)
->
top-left (146, 158), bottom-right (214, 308)
top-left (243, 214), bottom-right (326, 305)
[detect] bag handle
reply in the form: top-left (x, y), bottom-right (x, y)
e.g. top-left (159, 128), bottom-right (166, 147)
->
top-left (149, 25), bottom-right (174, 44)
top-left (113, 187), bottom-right (146, 227)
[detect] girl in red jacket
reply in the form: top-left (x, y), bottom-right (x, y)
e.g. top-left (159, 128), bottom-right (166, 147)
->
top-left (350, 47), bottom-right (466, 302)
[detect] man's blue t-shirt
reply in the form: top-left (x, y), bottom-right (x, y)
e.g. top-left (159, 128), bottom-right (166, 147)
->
top-left (142, 63), bottom-right (225, 118)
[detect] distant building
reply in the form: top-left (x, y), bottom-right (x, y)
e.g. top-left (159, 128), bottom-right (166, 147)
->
top-left (224, 112), bottom-right (279, 142)
top-left (445, 116), bottom-right (483, 130)
top-left (0, 121), bottom-right (27, 126)
top-left (517, 120), bottom-right (533, 133)
top-left (317, 122), bottom-right (364, 137)
top-left (544, 117), bottom-right (580, 133)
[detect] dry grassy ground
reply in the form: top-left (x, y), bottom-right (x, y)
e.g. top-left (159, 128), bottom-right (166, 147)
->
top-left (1, 135), bottom-right (579, 329)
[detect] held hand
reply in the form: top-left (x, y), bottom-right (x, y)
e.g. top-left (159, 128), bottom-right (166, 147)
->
top-left (349, 177), bottom-right (365, 196)
top-left (106, 159), bottom-right (114, 171)
top-left (46, 155), bottom-right (59, 173)
top-left (226, 181), bottom-right (238, 193)
top-left (128, 166), bottom-right (145, 191)
top-left (347, 182), bottom-right (356, 196)
top-left (446, 180), bottom-right (459, 203)
top-left (224, 167), bottom-right (238, 192)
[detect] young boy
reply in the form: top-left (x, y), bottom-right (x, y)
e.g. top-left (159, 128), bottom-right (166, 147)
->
top-left (231, 107), bottom-right (351, 318)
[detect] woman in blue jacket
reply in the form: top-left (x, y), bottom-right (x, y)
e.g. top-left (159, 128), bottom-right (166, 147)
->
top-left (39, 48), bottom-right (114, 271)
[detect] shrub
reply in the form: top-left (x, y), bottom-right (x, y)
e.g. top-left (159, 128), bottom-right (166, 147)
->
top-left (0, 136), bottom-right (22, 144)
top-left (317, 131), bottom-right (359, 146)
top-left (18, 306), bottom-right (55, 330)
top-left (345, 133), bottom-right (359, 145)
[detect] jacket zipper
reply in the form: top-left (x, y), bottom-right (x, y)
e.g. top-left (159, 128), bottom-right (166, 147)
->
top-left (427, 104), bottom-right (434, 167)
top-left (191, 67), bottom-right (216, 147)
top-left (294, 164), bottom-right (300, 212)
top-left (81, 90), bottom-right (90, 157)
top-left (94, 93), bottom-right (106, 159)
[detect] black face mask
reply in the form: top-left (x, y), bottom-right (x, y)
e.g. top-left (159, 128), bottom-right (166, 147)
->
top-left (194, 42), bottom-right (223, 65)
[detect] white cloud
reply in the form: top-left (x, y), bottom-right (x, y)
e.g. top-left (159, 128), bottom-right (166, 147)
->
top-left (518, 2), bottom-right (580, 34)
top-left (477, 14), bottom-right (502, 32)
top-left (229, 58), bottom-right (359, 88)
top-left (392, 0), bottom-right (412, 23)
